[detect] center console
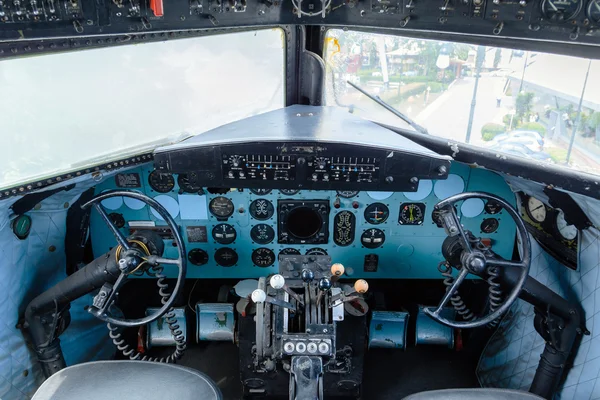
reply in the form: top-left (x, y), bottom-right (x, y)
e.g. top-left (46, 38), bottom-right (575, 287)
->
top-left (240, 256), bottom-right (368, 399)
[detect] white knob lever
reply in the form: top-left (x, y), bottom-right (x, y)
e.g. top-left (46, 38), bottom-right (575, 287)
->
top-left (270, 274), bottom-right (304, 305)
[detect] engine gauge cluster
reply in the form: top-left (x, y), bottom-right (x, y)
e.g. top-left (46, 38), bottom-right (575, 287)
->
top-left (520, 193), bottom-right (579, 269)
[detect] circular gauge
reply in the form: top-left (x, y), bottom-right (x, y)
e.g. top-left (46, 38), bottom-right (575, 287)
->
top-left (542, 0), bottom-right (582, 20)
top-left (361, 228), bottom-right (385, 249)
top-left (364, 203), bottom-right (390, 224)
top-left (250, 224), bottom-right (275, 244)
top-left (249, 199), bottom-right (275, 220)
top-left (279, 248), bottom-right (301, 256)
top-left (555, 210), bottom-right (578, 240)
top-left (526, 197), bottom-right (547, 223)
top-left (12, 214), bottom-right (32, 240)
top-left (481, 218), bottom-right (499, 234)
top-left (177, 173), bottom-right (202, 194)
top-left (109, 213), bottom-right (125, 229)
top-left (485, 200), bottom-right (502, 214)
top-left (280, 189), bottom-right (300, 195)
top-left (587, 0), bottom-right (600, 23)
top-left (252, 248), bottom-right (276, 267)
top-left (188, 248), bottom-right (209, 266)
top-left (148, 171), bottom-right (175, 193)
top-left (250, 188), bottom-right (272, 195)
top-left (215, 247), bottom-right (238, 267)
top-left (209, 197), bottom-right (234, 218)
top-left (399, 203), bottom-right (425, 225)
top-left (306, 248), bottom-right (328, 255)
top-left (336, 190), bottom-right (359, 198)
top-left (212, 223), bottom-right (237, 244)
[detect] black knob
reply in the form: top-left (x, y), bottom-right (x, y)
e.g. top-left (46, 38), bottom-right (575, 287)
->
top-left (318, 277), bottom-right (332, 291)
top-left (301, 269), bottom-right (314, 283)
top-left (385, 176), bottom-right (394, 184)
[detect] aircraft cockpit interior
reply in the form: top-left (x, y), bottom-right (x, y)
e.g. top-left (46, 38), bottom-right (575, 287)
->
top-left (2, 2), bottom-right (600, 399)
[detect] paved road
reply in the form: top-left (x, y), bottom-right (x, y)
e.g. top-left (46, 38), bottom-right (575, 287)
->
top-left (415, 76), bottom-right (509, 147)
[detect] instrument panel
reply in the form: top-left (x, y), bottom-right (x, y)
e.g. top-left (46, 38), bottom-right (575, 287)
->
top-left (91, 161), bottom-right (517, 280)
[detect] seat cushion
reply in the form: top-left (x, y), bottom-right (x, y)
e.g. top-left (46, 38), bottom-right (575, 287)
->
top-left (32, 360), bottom-right (222, 400)
top-left (403, 388), bottom-right (544, 400)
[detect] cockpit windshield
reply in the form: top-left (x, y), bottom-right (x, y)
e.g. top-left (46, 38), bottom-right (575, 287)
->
top-left (324, 29), bottom-right (600, 176)
top-left (0, 28), bottom-right (285, 190)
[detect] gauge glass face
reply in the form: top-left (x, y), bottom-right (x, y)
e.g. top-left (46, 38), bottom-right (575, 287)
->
top-left (526, 197), bottom-right (547, 223)
top-left (212, 223), bottom-right (237, 244)
top-left (252, 248), bottom-right (276, 267)
top-left (484, 200), bottom-right (502, 214)
top-left (481, 218), bottom-right (500, 233)
top-left (250, 188), bottom-right (272, 195)
top-left (188, 249), bottom-right (209, 266)
top-left (279, 248), bottom-right (301, 256)
top-left (250, 199), bottom-right (275, 220)
top-left (109, 213), bottom-right (125, 229)
top-left (209, 197), bottom-right (234, 218)
top-left (148, 171), bottom-right (175, 193)
top-left (280, 189), bottom-right (300, 195)
top-left (360, 228), bottom-right (385, 248)
top-left (587, 0), bottom-right (600, 23)
top-left (250, 224), bottom-right (275, 244)
top-left (364, 203), bottom-right (390, 224)
top-left (336, 190), bottom-right (359, 198)
top-left (399, 203), bottom-right (425, 225)
top-left (541, 0), bottom-right (582, 21)
top-left (177, 174), bottom-right (202, 194)
top-left (556, 210), bottom-right (578, 240)
top-left (306, 248), bottom-right (328, 255)
top-left (214, 248), bottom-right (238, 267)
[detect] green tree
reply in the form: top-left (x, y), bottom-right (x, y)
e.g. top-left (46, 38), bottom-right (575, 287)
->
top-left (515, 92), bottom-right (535, 123)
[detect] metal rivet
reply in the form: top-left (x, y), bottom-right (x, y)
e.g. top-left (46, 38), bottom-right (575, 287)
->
top-left (49, 245), bottom-right (56, 252)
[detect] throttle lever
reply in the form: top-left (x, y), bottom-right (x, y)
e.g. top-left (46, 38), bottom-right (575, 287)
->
top-left (270, 274), bottom-right (304, 305)
top-left (251, 288), bottom-right (297, 312)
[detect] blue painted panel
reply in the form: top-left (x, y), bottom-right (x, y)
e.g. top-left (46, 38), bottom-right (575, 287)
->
top-left (91, 162), bottom-right (516, 279)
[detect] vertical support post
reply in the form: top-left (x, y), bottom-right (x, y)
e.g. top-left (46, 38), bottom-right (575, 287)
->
top-left (465, 45), bottom-right (485, 144)
top-left (566, 60), bottom-right (592, 164)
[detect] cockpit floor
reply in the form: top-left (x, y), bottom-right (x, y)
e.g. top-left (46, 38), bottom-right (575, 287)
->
top-left (362, 347), bottom-right (479, 399)
top-left (174, 343), bottom-right (478, 399)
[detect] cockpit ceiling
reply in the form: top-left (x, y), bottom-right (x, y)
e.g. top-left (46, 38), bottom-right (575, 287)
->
top-left (1, 0), bottom-right (600, 58)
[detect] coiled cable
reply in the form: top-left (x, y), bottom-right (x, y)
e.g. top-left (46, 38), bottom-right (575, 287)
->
top-left (440, 234), bottom-right (504, 327)
top-left (439, 261), bottom-right (475, 321)
top-left (107, 262), bottom-right (186, 363)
